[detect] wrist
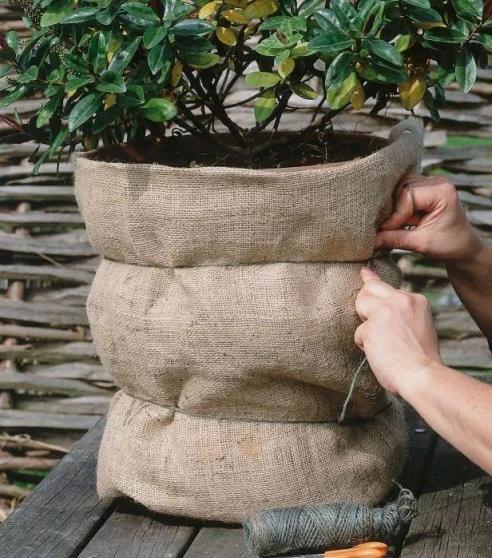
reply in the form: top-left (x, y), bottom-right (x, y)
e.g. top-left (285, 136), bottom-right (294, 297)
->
top-left (446, 233), bottom-right (485, 278)
top-left (397, 360), bottom-right (445, 403)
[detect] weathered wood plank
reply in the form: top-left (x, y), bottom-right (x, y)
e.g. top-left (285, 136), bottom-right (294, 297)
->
top-left (0, 419), bottom-right (113, 558)
top-left (0, 264), bottom-right (94, 285)
top-left (0, 341), bottom-right (97, 363)
top-left (0, 185), bottom-right (75, 202)
top-left (0, 409), bottom-right (98, 430)
top-left (401, 437), bottom-right (492, 557)
top-left (0, 323), bottom-right (88, 342)
top-left (29, 362), bottom-right (110, 382)
top-left (0, 299), bottom-right (88, 326)
top-left (0, 371), bottom-right (109, 396)
top-left (183, 527), bottom-right (250, 558)
top-left (0, 230), bottom-right (95, 256)
top-left (440, 337), bottom-right (492, 369)
top-left (17, 394), bottom-right (111, 415)
top-left (78, 502), bottom-right (198, 558)
top-left (0, 210), bottom-right (83, 227)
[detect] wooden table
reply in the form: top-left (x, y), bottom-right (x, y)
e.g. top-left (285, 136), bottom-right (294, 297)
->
top-left (0, 408), bottom-right (490, 558)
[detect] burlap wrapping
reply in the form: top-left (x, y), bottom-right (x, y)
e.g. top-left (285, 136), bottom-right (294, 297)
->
top-left (75, 120), bottom-right (423, 523)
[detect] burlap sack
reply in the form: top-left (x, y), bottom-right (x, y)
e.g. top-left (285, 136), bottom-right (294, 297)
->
top-left (75, 120), bottom-right (423, 523)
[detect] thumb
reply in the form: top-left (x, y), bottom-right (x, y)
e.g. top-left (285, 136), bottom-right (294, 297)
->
top-left (375, 229), bottom-right (421, 252)
top-left (360, 266), bottom-right (381, 283)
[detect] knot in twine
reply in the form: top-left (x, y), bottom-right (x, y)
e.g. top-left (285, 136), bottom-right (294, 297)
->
top-left (243, 488), bottom-right (418, 557)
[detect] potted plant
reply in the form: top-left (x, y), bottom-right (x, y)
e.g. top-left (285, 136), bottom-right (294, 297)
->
top-left (0, 0), bottom-right (490, 524)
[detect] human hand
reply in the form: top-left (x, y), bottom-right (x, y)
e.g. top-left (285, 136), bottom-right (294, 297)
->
top-left (376, 175), bottom-right (483, 264)
top-left (354, 267), bottom-right (442, 396)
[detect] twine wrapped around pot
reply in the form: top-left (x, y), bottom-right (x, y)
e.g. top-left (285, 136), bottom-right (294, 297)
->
top-left (75, 119), bottom-right (423, 523)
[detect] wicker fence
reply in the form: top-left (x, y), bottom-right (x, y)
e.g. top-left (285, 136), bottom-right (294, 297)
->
top-left (1, 3), bottom-right (492, 519)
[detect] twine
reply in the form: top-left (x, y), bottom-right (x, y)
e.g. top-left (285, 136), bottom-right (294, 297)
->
top-left (243, 487), bottom-right (418, 557)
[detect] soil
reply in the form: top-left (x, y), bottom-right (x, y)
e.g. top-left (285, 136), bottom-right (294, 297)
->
top-left (89, 131), bottom-right (388, 169)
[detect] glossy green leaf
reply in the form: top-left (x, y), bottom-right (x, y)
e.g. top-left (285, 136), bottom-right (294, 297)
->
top-left (309, 32), bottom-right (354, 54)
top-left (245, 71), bottom-right (281, 87)
top-left (148, 42), bottom-right (172, 75)
top-left (121, 2), bottom-right (161, 26)
top-left (455, 48), bottom-right (477, 93)
top-left (171, 19), bottom-right (215, 36)
top-left (330, 0), bottom-right (362, 35)
top-left (17, 65), bottom-right (39, 83)
top-left (142, 97), bottom-right (177, 121)
top-left (108, 37), bottom-right (142, 72)
top-left (290, 82), bottom-right (318, 99)
top-left (96, 71), bottom-right (127, 93)
top-left (180, 51), bottom-right (220, 68)
top-left (65, 74), bottom-right (95, 91)
top-left (40, 0), bottom-right (75, 27)
top-left (364, 38), bottom-right (403, 67)
top-left (0, 86), bottom-right (28, 110)
top-left (88, 31), bottom-right (108, 73)
top-left (93, 104), bottom-right (121, 133)
top-left (327, 71), bottom-right (357, 109)
top-left (143, 26), bottom-right (168, 49)
top-left (423, 27), bottom-right (468, 44)
top-left (254, 90), bottom-right (276, 122)
top-left (61, 7), bottom-right (98, 24)
top-left (117, 85), bottom-right (145, 107)
top-left (36, 92), bottom-right (62, 127)
top-left (68, 92), bottom-right (103, 131)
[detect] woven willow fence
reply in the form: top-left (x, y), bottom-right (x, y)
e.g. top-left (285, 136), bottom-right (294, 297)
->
top-left (0, 2), bottom-right (492, 520)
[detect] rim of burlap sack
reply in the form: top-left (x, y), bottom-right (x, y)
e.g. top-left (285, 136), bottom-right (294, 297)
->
top-left (76, 119), bottom-right (423, 180)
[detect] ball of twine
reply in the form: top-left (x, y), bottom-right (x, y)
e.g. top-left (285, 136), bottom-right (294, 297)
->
top-left (243, 488), bottom-right (418, 557)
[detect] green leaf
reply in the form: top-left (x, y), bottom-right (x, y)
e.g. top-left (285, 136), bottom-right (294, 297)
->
top-left (254, 90), bottom-right (276, 122)
top-left (93, 105), bottom-right (121, 133)
top-left (96, 71), bottom-right (127, 93)
top-left (96, 4), bottom-right (119, 25)
top-left (65, 74), bottom-right (95, 92)
top-left (451, 0), bottom-right (482, 22)
top-left (359, 60), bottom-right (408, 83)
top-left (141, 98), bottom-right (177, 122)
top-left (36, 92), bottom-right (62, 127)
top-left (144, 26), bottom-right (168, 49)
top-left (455, 48), bottom-right (477, 93)
top-left (180, 52), bottom-right (220, 68)
top-left (478, 32), bottom-right (492, 52)
top-left (364, 38), bottom-right (403, 67)
top-left (325, 51), bottom-right (354, 87)
top-left (148, 42), bottom-right (171, 75)
top-left (290, 82), bottom-right (318, 99)
top-left (327, 71), bottom-right (357, 109)
top-left (5, 31), bottom-right (19, 53)
top-left (330, 0), bottom-right (362, 35)
top-left (61, 7), bottom-right (98, 24)
top-left (245, 71), bottom-right (281, 87)
top-left (121, 2), bottom-right (161, 26)
top-left (171, 19), bottom-right (215, 36)
top-left (308, 32), bottom-right (354, 54)
top-left (108, 37), bottom-right (142, 72)
top-left (0, 86), bottom-right (28, 110)
top-left (68, 92), bottom-right (103, 131)
top-left (405, 4), bottom-right (443, 26)
top-left (88, 31), bottom-right (107, 73)
top-left (297, 0), bottom-right (323, 17)
top-left (423, 27), bottom-right (468, 44)
top-left (40, 0), bottom-right (75, 27)
top-left (117, 85), bottom-right (145, 107)
top-left (17, 65), bottom-right (39, 83)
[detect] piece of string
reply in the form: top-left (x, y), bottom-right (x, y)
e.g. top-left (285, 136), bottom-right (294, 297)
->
top-left (243, 487), bottom-right (418, 557)
top-left (338, 356), bottom-right (368, 424)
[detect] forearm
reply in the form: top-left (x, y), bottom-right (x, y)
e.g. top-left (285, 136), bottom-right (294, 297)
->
top-left (447, 239), bottom-right (492, 339)
top-left (399, 363), bottom-right (492, 474)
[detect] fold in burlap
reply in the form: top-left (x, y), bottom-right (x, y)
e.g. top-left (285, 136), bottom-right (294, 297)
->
top-left (75, 120), bottom-right (424, 523)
